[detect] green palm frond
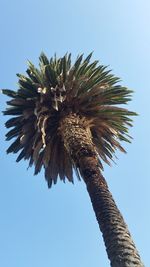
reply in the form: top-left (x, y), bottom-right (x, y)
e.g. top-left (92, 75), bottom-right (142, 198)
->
top-left (2, 52), bottom-right (137, 187)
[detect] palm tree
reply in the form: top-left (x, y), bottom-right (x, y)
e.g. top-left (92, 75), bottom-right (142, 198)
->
top-left (2, 52), bottom-right (144, 267)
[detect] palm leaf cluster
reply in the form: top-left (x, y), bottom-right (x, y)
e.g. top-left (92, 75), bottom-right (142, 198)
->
top-left (2, 52), bottom-right (136, 187)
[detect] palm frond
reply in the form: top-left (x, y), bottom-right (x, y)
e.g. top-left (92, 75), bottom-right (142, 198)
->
top-left (2, 52), bottom-right (137, 187)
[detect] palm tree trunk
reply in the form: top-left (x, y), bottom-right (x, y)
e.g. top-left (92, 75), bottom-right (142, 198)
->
top-left (60, 113), bottom-right (144, 267)
top-left (79, 156), bottom-right (143, 267)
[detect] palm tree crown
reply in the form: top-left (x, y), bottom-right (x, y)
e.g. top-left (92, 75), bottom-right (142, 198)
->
top-left (2, 52), bottom-right (136, 187)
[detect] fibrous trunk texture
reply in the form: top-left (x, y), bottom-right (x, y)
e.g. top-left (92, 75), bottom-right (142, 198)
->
top-left (60, 113), bottom-right (144, 267)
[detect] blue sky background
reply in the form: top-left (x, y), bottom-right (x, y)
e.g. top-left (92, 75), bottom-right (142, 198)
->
top-left (0, 0), bottom-right (150, 266)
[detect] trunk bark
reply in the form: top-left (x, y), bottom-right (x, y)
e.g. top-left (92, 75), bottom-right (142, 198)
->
top-left (79, 156), bottom-right (143, 267)
top-left (60, 113), bottom-right (144, 267)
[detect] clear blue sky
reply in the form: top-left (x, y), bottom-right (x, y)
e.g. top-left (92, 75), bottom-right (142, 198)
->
top-left (0, 0), bottom-right (149, 266)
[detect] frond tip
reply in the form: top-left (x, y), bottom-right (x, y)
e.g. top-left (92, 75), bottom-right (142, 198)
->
top-left (2, 52), bottom-right (137, 187)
